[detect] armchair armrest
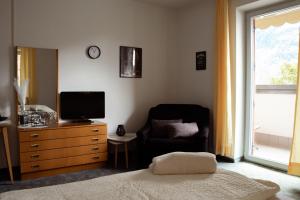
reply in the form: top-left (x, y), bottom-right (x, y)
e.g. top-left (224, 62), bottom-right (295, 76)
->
top-left (136, 123), bottom-right (152, 169)
top-left (136, 123), bottom-right (151, 144)
top-left (196, 125), bottom-right (209, 152)
top-left (198, 126), bottom-right (209, 138)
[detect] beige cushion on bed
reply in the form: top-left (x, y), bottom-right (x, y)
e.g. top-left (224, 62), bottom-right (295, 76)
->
top-left (149, 152), bottom-right (217, 175)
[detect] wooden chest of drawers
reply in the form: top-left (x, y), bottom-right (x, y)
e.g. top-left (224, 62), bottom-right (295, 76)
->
top-left (18, 122), bottom-right (107, 180)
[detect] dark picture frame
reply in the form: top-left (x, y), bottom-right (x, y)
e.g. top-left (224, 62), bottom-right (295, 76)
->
top-left (196, 51), bottom-right (206, 70)
top-left (120, 46), bottom-right (142, 78)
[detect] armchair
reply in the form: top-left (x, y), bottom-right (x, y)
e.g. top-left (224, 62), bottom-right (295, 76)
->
top-left (136, 104), bottom-right (210, 168)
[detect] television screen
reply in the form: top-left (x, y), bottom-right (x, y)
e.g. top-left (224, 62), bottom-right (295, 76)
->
top-left (60, 92), bottom-right (105, 120)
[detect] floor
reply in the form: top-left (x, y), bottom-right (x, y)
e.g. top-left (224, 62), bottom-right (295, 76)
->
top-left (252, 144), bottom-right (290, 164)
top-left (0, 161), bottom-right (300, 199)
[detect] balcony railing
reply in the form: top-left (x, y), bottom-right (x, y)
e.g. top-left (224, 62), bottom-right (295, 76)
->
top-left (254, 84), bottom-right (296, 148)
top-left (256, 85), bottom-right (296, 94)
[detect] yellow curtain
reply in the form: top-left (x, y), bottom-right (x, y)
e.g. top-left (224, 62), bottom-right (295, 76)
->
top-left (214, 0), bottom-right (234, 157)
top-left (19, 47), bottom-right (37, 104)
top-left (288, 31), bottom-right (300, 176)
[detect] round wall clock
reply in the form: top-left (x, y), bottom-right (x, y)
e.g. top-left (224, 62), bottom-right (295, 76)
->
top-left (87, 45), bottom-right (101, 59)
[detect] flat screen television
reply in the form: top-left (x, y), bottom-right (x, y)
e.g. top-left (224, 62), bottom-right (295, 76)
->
top-left (60, 91), bottom-right (105, 122)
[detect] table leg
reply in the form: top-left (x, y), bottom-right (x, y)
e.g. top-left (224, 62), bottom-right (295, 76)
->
top-left (114, 144), bottom-right (118, 168)
top-left (2, 127), bottom-right (14, 184)
top-left (125, 142), bottom-right (128, 169)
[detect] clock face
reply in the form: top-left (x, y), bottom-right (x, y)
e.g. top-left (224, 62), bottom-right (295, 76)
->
top-left (87, 46), bottom-right (101, 59)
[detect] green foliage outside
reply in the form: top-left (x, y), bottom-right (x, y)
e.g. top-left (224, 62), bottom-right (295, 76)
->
top-left (271, 63), bottom-right (298, 85)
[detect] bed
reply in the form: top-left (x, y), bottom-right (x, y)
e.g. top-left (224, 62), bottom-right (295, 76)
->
top-left (0, 168), bottom-right (279, 200)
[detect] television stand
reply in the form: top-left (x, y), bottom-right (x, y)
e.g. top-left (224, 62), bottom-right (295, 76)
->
top-left (18, 122), bottom-right (107, 180)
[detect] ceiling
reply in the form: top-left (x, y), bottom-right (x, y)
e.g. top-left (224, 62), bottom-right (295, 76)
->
top-left (138, 0), bottom-right (198, 8)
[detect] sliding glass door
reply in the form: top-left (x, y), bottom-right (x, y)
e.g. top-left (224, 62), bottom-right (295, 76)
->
top-left (245, 2), bottom-right (300, 170)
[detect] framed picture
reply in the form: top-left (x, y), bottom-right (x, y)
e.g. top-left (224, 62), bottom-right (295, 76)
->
top-left (120, 46), bottom-right (142, 78)
top-left (196, 51), bottom-right (206, 70)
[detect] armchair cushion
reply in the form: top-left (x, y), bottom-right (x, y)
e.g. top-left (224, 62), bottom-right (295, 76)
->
top-left (151, 119), bottom-right (182, 138)
top-left (166, 122), bottom-right (199, 138)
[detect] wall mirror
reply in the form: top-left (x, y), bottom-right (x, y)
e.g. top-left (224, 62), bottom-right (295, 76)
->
top-left (16, 46), bottom-right (58, 126)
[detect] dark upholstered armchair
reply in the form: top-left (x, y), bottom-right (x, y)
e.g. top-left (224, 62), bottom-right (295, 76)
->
top-left (136, 104), bottom-right (210, 168)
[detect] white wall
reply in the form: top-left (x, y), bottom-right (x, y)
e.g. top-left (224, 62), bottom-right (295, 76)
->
top-left (0, 0), bottom-right (179, 168)
top-left (0, 0), bottom-right (13, 120)
top-left (14, 0), bottom-right (177, 135)
top-left (171, 1), bottom-right (216, 152)
top-left (0, 0), bottom-right (18, 168)
top-left (1, 0), bottom-right (292, 168)
top-left (174, 1), bottom-right (216, 110)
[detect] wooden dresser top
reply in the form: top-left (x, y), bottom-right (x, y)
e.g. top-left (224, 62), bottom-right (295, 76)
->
top-left (18, 121), bottom-right (106, 132)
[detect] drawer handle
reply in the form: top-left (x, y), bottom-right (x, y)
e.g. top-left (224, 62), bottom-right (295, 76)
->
top-left (31, 144), bottom-right (39, 148)
top-left (92, 156), bottom-right (100, 160)
top-left (31, 154), bottom-right (40, 158)
top-left (30, 134), bottom-right (39, 138)
top-left (91, 147), bottom-right (99, 150)
top-left (31, 164), bottom-right (40, 168)
top-left (92, 129), bottom-right (99, 132)
top-left (92, 138), bottom-right (99, 141)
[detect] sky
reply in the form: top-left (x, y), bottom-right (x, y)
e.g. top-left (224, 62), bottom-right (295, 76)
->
top-left (255, 21), bottom-right (299, 85)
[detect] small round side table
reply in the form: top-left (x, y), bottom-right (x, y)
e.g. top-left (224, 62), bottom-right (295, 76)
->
top-left (107, 133), bottom-right (136, 169)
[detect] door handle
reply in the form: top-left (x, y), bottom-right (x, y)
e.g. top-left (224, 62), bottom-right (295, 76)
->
top-left (92, 156), bottom-right (100, 160)
top-left (91, 147), bottom-right (99, 151)
top-left (92, 138), bottom-right (99, 141)
top-left (91, 129), bottom-right (99, 132)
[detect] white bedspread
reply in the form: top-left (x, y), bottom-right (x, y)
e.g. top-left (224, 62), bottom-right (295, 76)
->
top-left (0, 169), bottom-right (279, 200)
